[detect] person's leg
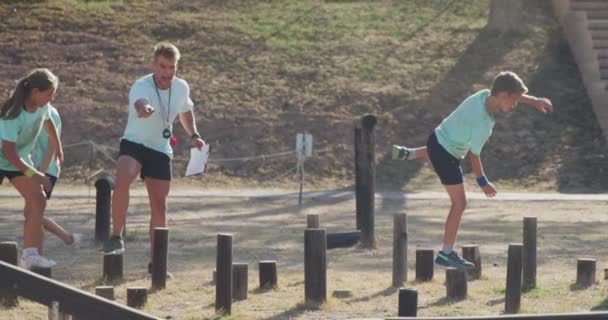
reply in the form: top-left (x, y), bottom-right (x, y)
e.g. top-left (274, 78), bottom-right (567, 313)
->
top-left (42, 217), bottom-right (73, 245)
top-left (392, 145), bottom-right (428, 160)
top-left (442, 183), bottom-right (467, 248)
top-left (111, 155), bottom-right (141, 237)
top-left (144, 177), bottom-right (170, 261)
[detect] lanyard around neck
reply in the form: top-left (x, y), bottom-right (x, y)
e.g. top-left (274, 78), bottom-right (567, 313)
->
top-left (152, 75), bottom-right (171, 127)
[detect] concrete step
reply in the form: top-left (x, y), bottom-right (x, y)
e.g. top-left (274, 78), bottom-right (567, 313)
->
top-left (591, 30), bottom-right (608, 39)
top-left (597, 49), bottom-right (608, 59)
top-left (593, 39), bottom-right (608, 48)
top-left (572, 1), bottom-right (608, 11)
top-left (600, 67), bottom-right (608, 79)
top-left (599, 58), bottom-right (608, 68)
top-left (589, 21), bottom-right (608, 30)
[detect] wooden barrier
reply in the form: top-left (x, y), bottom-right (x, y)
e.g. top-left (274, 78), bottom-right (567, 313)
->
top-left (94, 176), bottom-right (114, 243)
top-left (305, 228), bottom-right (327, 303)
top-left (505, 244), bottom-right (523, 314)
top-left (151, 228), bottom-right (169, 290)
top-left (392, 213), bottom-right (408, 287)
top-left (523, 217), bottom-right (537, 291)
top-left (232, 263), bottom-right (248, 301)
top-left (216, 234), bottom-right (233, 315)
top-left (354, 114), bottom-right (377, 248)
top-left (416, 249), bottom-right (434, 282)
top-left (462, 245), bottom-right (481, 281)
top-left (259, 260), bottom-right (278, 289)
top-left (0, 261), bottom-right (160, 319)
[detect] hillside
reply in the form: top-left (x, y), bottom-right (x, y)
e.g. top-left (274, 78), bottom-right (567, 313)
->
top-left (0, 0), bottom-right (606, 193)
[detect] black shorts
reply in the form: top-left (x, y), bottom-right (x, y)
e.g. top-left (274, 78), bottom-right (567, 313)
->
top-left (45, 174), bottom-right (58, 199)
top-left (427, 131), bottom-right (463, 185)
top-left (118, 139), bottom-right (172, 181)
top-left (0, 169), bottom-right (23, 185)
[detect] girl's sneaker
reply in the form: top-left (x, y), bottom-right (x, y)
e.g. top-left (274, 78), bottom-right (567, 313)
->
top-left (392, 145), bottom-right (411, 160)
top-left (20, 254), bottom-right (57, 269)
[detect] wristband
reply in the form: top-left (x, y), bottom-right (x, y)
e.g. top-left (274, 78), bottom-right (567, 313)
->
top-left (23, 166), bottom-right (36, 177)
top-left (476, 176), bottom-right (489, 187)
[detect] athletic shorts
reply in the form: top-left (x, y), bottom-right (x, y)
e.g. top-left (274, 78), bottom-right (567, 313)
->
top-left (45, 174), bottom-right (58, 199)
top-left (118, 139), bottom-right (172, 181)
top-left (426, 130), bottom-right (463, 185)
top-left (0, 169), bottom-right (23, 185)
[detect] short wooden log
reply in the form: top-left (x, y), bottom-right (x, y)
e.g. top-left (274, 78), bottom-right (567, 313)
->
top-left (103, 253), bottom-right (123, 282)
top-left (259, 260), bottom-right (278, 289)
top-left (126, 287), bottom-right (147, 309)
top-left (307, 214), bottom-right (320, 228)
top-left (0, 241), bottom-right (18, 307)
top-left (446, 268), bottom-right (467, 300)
top-left (415, 249), bottom-right (434, 282)
top-left (151, 228), bottom-right (169, 290)
top-left (216, 234), bottom-right (233, 315)
top-left (326, 231), bottom-right (360, 249)
top-left (398, 288), bottom-right (418, 317)
top-left (305, 228), bottom-right (327, 303)
top-left (232, 263), bottom-right (248, 301)
top-left (95, 286), bottom-right (115, 300)
top-left (392, 213), bottom-right (408, 287)
top-left (462, 245), bottom-right (481, 281)
top-left (505, 243), bottom-right (523, 314)
top-left (522, 217), bottom-right (537, 291)
top-left (332, 289), bottom-right (353, 299)
top-left (577, 258), bottom-right (596, 287)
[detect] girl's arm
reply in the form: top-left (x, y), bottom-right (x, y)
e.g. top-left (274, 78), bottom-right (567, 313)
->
top-left (518, 94), bottom-right (553, 113)
top-left (44, 119), bottom-right (63, 164)
top-left (2, 140), bottom-right (51, 190)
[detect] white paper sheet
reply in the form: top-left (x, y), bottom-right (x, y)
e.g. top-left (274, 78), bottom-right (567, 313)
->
top-left (186, 144), bottom-right (210, 176)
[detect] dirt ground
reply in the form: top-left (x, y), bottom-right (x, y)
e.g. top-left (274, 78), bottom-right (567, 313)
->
top-left (2, 187), bottom-right (608, 320)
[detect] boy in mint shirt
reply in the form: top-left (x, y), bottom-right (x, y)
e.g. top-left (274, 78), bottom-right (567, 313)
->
top-left (392, 71), bottom-right (553, 270)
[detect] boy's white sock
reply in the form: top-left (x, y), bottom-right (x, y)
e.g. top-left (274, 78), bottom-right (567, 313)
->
top-left (441, 244), bottom-right (454, 254)
top-left (22, 247), bottom-right (39, 258)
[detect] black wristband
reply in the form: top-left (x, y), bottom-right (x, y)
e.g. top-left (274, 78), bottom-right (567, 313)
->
top-left (191, 132), bottom-right (201, 140)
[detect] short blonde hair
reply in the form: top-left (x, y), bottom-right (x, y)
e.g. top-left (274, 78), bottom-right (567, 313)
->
top-left (154, 42), bottom-right (181, 61)
top-left (490, 71), bottom-right (528, 96)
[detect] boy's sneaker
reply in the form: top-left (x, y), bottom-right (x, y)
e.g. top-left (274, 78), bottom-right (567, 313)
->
top-left (435, 250), bottom-right (475, 270)
top-left (101, 236), bottom-right (124, 254)
top-left (392, 145), bottom-right (410, 160)
top-left (20, 254), bottom-right (57, 269)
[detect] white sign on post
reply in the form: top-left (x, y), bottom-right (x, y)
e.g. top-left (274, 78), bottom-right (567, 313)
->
top-left (296, 133), bottom-right (313, 157)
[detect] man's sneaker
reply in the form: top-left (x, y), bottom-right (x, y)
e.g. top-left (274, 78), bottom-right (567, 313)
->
top-left (148, 262), bottom-right (174, 279)
top-left (392, 145), bottom-right (410, 160)
top-left (101, 236), bottom-right (124, 254)
top-left (20, 254), bottom-right (57, 269)
top-left (435, 250), bottom-right (475, 270)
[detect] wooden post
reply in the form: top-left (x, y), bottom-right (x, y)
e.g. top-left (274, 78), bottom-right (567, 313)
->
top-left (126, 287), bottom-right (147, 309)
top-left (505, 243), bottom-right (523, 314)
top-left (306, 214), bottom-right (320, 228)
top-left (522, 217), bottom-right (537, 291)
top-left (232, 263), bottom-right (248, 301)
top-left (103, 254), bottom-right (123, 282)
top-left (259, 260), bottom-right (278, 290)
top-left (212, 269), bottom-right (216, 285)
top-left (398, 288), bottom-right (417, 317)
top-left (95, 286), bottom-right (114, 300)
top-left (462, 245), bottom-right (481, 281)
top-left (354, 114), bottom-right (377, 248)
top-left (415, 249), bottom-right (434, 282)
top-left (151, 228), bottom-right (169, 290)
top-left (305, 228), bottom-right (327, 303)
top-left (94, 176), bottom-right (114, 243)
top-left (577, 258), bottom-right (596, 288)
top-left (0, 241), bottom-right (18, 307)
top-left (392, 213), bottom-right (408, 287)
top-left (604, 268), bottom-right (608, 280)
top-left (216, 234), bottom-right (232, 315)
top-left (446, 268), bottom-right (467, 300)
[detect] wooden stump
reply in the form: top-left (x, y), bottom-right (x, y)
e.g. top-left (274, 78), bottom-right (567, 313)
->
top-left (505, 244), bottom-right (523, 314)
top-left (446, 268), bottom-right (467, 300)
top-left (216, 234), bottom-right (233, 315)
top-left (94, 176), bottom-right (113, 243)
top-left (151, 228), bottom-right (169, 290)
top-left (95, 286), bottom-right (115, 300)
top-left (398, 288), bottom-right (418, 317)
top-left (462, 245), bottom-right (481, 281)
top-left (415, 249), bottom-right (434, 282)
top-left (103, 253), bottom-right (123, 282)
top-left (577, 258), bottom-right (596, 287)
top-left (0, 241), bottom-right (18, 307)
top-left (126, 287), bottom-right (147, 308)
top-left (305, 228), bottom-right (327, 303)
top-left (392, 213), bottom-right (408, 287)
top-left (604, 268), bottom-right (608, 280)
top-left (306, 214), bottom-right (320, 228)
top-left (522, 217), bottom-right (537, 291)
top-left (232, 263), bottom-right (248, 301)
top-left (259, 260), bottom-right (278, 289)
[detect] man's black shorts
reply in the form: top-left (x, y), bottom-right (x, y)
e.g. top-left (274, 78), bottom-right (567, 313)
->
top-left (118, 139), bottom-right (172, 181)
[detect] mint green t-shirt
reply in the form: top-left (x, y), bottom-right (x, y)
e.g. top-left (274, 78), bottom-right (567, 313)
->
top-left (31, 106), bottom-right (61, 177)
top-left (434, 89), bottom-right (495, 159)
top-left (0, 104), bottom-right (51, 171)
top-left (122, 74), bottom-right (194, 159)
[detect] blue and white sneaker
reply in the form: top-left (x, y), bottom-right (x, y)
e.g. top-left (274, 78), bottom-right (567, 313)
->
top-left (392, 145), bottom-right (411, 160)
top-left (435, 251), bottom-right (475, 270)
